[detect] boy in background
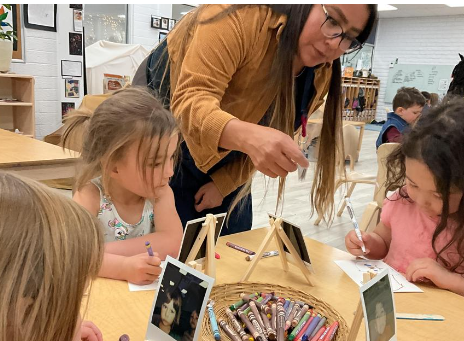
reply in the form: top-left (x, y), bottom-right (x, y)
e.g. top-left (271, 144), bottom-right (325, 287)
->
top-left (376, 87), bottom-right (425, 149)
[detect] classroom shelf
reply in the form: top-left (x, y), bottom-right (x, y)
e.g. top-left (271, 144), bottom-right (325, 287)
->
top-left (342, 76), bottom-right (380, 122)
top-left (0, 74), bottom-right (35, 137)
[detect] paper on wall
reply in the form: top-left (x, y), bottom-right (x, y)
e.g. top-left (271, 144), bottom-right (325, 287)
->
top-left (334, 259), bottom-right (423, 293)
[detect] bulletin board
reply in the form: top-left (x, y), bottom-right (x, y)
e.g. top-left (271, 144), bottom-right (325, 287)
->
top-left (384, 64), bottom-right (454, 103)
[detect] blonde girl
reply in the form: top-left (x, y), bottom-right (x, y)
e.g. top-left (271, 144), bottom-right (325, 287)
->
top-left (0, 172), bottom-right (104, 341)
top-left (63, 87), bottom-right (183, 285)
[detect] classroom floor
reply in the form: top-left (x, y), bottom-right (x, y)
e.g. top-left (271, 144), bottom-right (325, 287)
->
top-left (251, 129), bottom-right (379, 252)
top-left (56, 129), bottom-right (379, 253)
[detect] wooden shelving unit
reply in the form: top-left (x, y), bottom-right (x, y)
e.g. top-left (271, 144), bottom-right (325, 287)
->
top-left (341, 76), bottom-right (380, 122)
top-left (0, 74), bottom-right (35, 138)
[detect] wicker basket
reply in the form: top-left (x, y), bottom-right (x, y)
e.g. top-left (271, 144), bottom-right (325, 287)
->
top-left (201, 282), bottom-right (348, 341)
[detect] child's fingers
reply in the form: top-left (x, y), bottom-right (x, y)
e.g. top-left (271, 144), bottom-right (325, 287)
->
top-left (145, 255), bottom-right (162, 267)
top-left (81, 321), bottom-right (103, 341)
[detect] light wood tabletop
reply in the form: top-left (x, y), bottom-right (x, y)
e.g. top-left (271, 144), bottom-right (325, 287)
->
top-left (83, 227), bottom-right (463, 341)
top-left (0, 128), bottom-right (78, 180)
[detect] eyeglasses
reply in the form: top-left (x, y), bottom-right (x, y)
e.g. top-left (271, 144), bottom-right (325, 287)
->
top-left (320, 4), bottom-right (363, 54)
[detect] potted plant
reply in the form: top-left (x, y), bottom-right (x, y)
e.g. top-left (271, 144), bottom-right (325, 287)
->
top-left (0, 4), bottom-right (17, 72)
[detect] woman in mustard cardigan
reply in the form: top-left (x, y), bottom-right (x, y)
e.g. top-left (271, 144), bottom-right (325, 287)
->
top-left (134, 5), bottom-right (377, 235)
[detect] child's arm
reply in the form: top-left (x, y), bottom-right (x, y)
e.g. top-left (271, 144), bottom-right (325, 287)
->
top-left (73, 183), bottom-right (101, 216)
top-left (406, 258), bottom-right (464, 296)
top-left (105, 184), bottom-right (183, 260)
top-left (345, 221), bottom-right (392, 259)
top-left (99, 252), bottom-right (163, 285)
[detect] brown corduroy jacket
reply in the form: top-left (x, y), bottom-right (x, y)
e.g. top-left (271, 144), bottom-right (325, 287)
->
top-left (168, 5), bottom-right (332, 197)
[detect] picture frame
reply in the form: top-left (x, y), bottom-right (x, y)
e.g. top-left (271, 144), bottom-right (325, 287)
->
top-left (161, 17), bottom-right (169, 30)
top-left (61, 102), bottom-right (75, 119)
top-left (73, 9), bottom-right (83, 32)
top-left (69, 4), bottom-right (83, 10)
top-left (159, 31), bottom-right (167, 42)
top-left (268, 213), bottom-right (313, 271)
top-left (177, 213), bottom-right (226, 264)
top-left (69, 32), bottom-right (83, 55)
top-left (23, 4), bottom-right (57, 32)
top-left (168, 18), bottom-right (176, 31)
top-left (61, 60), bottom-right (82, 77)
top-left (65, 79), bottom-right (79, 98)
top-left (145, 256), bottom-right (214, 341)
top-left (151, 15), bottom-right (161, 29)
top-left (360, 268), bottom-right (397, 341)
top-left (4, 4), bottom-right (23, 60)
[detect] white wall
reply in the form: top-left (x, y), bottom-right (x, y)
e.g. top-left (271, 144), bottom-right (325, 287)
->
top-left (129, 4), bottom-right (172, 51)
top-left (372, 15), bottom-right (464, 121)
top-left (10, 4), bottom-right (84, 140)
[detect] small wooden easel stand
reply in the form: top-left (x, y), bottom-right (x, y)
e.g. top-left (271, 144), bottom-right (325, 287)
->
top-left (347, 272), bottom-right (376, 341)
top-left (185, 214), bottom-right (217, 278)
top-left (241, 217), bottom-right (314, 286)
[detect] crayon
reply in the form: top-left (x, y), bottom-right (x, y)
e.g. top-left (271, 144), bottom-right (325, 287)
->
top-left (248, 311), bottom-right (267, 341)
top-left (257, 294), bottom-right (273, 311)
top-left (240, 292), bottom-right (259, 302)
top-left (309, 316), bottom-right (326, 339)
top-left (230, 299), bottom-right (246, 311)
top-left (292, 304), bottom-right (310, 327)
top-left (239, 310), bottom-right (263, 341)
top-left (322, 322), bottom-right (338, 341)
top-left (301, 315), bottom-right (321, 341)
top-left (226, 308), bottom-right (249, 341)
top-left (285, 304), bottom-right (300, 330)
top-left (261, 311), bottom-right (276, 340)
top-left (215, 252), bottom-right (221, 259)
top-left (288, 312), bottom-right (311, 341)
top-left (119, 335), bottom-right (130, 341)
top-left (294, 314), bottom-right (315, 341)
top-left (145, 241), bottom-right (154, 256)
top-left (271, 303), bottom-right (277, 331)
top-left (276, 301), bottom-right (286, 341)
top-left (226, 242), bottom-right (255, 255)
top-left (249, 301), bottom-right (265, 332)
top-left (246, 250), bottom-right (279, 261)
top-left (283, 299), bottom-right (291, 312)
top-left (285, 300), bottom-right (295, 320)
top-left (219, 319), bottom-right (242, 341)
top-left (317, 327), bottom-right (330, 341)
top-left (309, 326), bottom-right (326, 341)
top-left (208, 303), bottom-right (221, 341)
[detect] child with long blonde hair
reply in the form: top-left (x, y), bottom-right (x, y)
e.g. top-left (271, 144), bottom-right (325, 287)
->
top-left (63, 87), bottom-right (183, 285)
top-left (346, 98), bottom-right (464, 296)
top-left (0, 172), bottom-right (104, 341)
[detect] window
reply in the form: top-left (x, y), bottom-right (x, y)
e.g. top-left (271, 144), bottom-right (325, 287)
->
top-left (83, 4), bottom-right (128, 47)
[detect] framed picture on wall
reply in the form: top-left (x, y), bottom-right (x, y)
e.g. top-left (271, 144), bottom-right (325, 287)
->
top-left (69, 32), bottom-right (83, 55)
top-left (69, 4), bottom-right (83, 10)
top-left (151, 15), bottom-right (161, 29)
top-left (159, 32), bottom-right (167, 42)
top-left (23, 4), bottom-right (57, 32)
top-left (65, 79), bottom-right (80, 98)
top-left (61, 102), bottom-right (75, 119)
top-left (73, 9), bottom-right (83, 32)
top-left (160, 17), bottom-right (169, 30)
top-left (168, 18), bottom-right (176, 31)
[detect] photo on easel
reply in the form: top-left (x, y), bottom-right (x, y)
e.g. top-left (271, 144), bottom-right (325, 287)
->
top-left (360, 268), bottom-right (397, 341)
top-left (145, 256), bottom-right (214, 341)
top-left (268, 213), bottom-right (313, 271)
top-left (177, 213), bottom-right (226, 263)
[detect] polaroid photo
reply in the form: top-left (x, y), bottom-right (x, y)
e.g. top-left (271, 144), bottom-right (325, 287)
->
top-left (177, 213), bottom-right (226, 264)
top-left (145, 256), bottom-right (214, 341)
top-left (360, 268), bottom-right (397, 341)
top-left (151, 15), bottom-right (161, 29)
top-left (73, 9), bottom-right (83, 32)
top-left (168, 18), bottom-right (176, 31)
top-left (161, 17), bottom-right (169, 30)
top-left (159, 31), bottom-right (167, 43)
top-left (268, 213), bottom-right (313, 272)
top-left (65, 79), bottom-right (79, 98)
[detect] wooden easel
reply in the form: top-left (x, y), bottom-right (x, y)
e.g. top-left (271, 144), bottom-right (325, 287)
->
top-left (347, 272), bottom-right (376, 341)
top-left (241, 217), bottom-right (314, 286)
top-left (185, 214), bottom-right (217, 278)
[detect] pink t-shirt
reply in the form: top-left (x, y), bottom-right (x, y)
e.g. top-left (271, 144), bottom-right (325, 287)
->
top-left (381, 190), bottom-right (463, 274)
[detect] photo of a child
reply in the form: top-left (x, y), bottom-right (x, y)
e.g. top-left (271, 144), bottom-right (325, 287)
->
top-left (152, 289), bottom-right (183, 340)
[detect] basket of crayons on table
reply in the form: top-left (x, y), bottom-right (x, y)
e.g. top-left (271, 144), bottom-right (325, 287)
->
top-left (201, 282), bottom-right (347, 341)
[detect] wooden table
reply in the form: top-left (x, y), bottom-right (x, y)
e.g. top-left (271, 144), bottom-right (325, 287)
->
top-left (0, 128), bottom-right (78, 180)
top-left (307, 118), bottom-right (366, 159)
top-left (84, 228), bottom-right (464, 341)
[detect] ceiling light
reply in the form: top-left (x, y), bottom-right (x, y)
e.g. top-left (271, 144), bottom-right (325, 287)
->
top-left (445, 4), bottom-right (464, 7)
top-left (180, 11), bottom-right (189, 15)
top-left (378, 4), bottom-right (398, 11)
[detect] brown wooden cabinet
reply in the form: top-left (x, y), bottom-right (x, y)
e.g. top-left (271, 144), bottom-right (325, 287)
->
top-left (0, 74), bottom-right (35, 138)
top-left (341, 76), bottom-right (380, 122)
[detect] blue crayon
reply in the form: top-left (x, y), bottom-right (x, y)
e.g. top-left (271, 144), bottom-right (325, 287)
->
top-left (301, 315), bottom-right (321, 341)
top-left (285, 300), bottom-right (295, 320)
top-left (310, 316), bottom-right (326, 339)
top-left (208, 303), bottom-right (221, 340)
top-left (283, 299), bottom-right (291, 312)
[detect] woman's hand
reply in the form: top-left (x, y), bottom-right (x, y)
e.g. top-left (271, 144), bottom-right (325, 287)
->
top-left (194, 182), bottom-right (223, 212)
top-left (220, 120), bottom-right (309, 178)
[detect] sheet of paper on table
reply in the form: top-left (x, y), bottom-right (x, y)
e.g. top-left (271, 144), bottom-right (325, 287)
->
top-left (334, 258), bottom-right (423, 293)
top-left (127, 261), bottom-right (164, 292)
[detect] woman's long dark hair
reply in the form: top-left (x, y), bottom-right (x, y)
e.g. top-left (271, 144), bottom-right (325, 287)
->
top-left (448, 53), bottom-right (464, 97)
top-left (160, 4), bottom-right (377, 220)
top-left (385, 98), bottom-right (464, 273)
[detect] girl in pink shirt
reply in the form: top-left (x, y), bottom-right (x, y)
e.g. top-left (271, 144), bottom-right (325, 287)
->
top-left (346, 97), bottom-right (464, 296)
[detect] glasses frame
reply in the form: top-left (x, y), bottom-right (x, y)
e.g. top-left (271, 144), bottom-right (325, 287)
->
top-left (320, 4), bottom-right (363, 54)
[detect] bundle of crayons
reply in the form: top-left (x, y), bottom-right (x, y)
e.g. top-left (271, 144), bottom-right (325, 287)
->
top-left (211, 292), bottom-right (339, 341)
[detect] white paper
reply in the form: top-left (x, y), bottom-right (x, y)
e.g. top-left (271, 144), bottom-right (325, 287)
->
top-left (128, 279), bottom-right (160, 292)
top-left (73, 10), bottom-right (83, 32)
top-left (28, 5), bottom-right (54, 27)
top-left (62, 60), bottom-right (82, 77)
top-left (438, 79), bottom-right (449, 91)
top-left (334, 259), bottom-right (423, 293)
